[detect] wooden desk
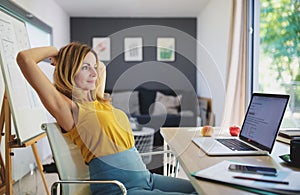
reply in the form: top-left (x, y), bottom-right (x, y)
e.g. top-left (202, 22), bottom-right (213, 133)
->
top-left (161, 127), bottom-right (300, 195)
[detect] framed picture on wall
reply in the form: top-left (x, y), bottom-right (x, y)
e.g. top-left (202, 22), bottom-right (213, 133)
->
top-left (92, 37), bottom-right (111, 61)
top-left (157, 37), bottom-right (175, 62)
top-left (124, 37), bottom-right (143, 61)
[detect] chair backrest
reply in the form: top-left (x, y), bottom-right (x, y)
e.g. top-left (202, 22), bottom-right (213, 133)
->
top-left (42, 123), bottom-right (91, 195)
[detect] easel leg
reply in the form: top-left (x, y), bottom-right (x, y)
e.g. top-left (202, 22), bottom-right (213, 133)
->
top-left (1, 93), bottom-right (50, 194)
top-left (31, 144), bottom-right (50, 195)
top-left (4, 97), bottom-right (12, 195)
top-left (0, 96), bottom-right (4, 138)
top-left (0, 96), bottom-right (6, 193)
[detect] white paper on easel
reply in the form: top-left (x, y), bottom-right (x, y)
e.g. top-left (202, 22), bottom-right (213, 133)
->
top-left (0, 11), bottom-right (48, 144)
top-left (192, 160), bottom-right (300, 195)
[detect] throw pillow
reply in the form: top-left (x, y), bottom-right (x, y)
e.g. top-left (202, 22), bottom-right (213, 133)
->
top-left (152, 92), bottom-right (182, 115)
top-left (111, 91), bottom-right (140, 115)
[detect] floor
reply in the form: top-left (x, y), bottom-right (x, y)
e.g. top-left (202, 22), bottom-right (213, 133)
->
top-left (12, 157), bottom-right (59, 195)
top-left (13, 172), bottom-right (59, 195)
top-left (12, 158), bottom-right (188, 195)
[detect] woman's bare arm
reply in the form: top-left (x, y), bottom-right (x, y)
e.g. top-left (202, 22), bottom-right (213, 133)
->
top-left (16, 46), bottom-right (75, 131)
top-left (97, 61), bottom-right (106, 98)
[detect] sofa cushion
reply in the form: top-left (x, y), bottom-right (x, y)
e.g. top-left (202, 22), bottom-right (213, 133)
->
top-left (135, 114), bottom-right (181, 129)
top-left (111, 91), bottom-right (140, 115)
top-left (152, 92), bottom-right (182, 115)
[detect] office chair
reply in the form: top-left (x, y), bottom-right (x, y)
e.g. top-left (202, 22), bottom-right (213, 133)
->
top-left (42, 123), bottom-right (127, 195)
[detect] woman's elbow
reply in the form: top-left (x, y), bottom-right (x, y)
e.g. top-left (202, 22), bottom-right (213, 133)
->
top-left (16, 51), bottom-right (27, 66)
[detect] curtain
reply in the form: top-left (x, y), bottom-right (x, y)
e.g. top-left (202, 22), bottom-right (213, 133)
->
top-left (221, 0), bottom-right (247, 127)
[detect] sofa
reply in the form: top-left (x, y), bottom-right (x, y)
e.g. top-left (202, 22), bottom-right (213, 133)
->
top-left (109, 87), bottom-right (197, 133)
top-left (108, 87), bottom-right (198, 174)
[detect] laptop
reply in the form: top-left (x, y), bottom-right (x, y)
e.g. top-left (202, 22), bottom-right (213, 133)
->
top-left (192, 93), bottom-right (289, 156)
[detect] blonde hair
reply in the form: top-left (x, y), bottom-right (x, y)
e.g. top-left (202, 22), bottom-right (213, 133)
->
top-left (53, 42), bottom-right (108, 102)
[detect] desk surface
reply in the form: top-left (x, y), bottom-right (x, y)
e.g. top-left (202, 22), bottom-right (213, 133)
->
top-left (161, 127), bottom-right (300, 195)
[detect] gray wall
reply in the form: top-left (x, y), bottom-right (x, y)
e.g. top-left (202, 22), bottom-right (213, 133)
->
top-left (71, 18), bottom-right (197, 92)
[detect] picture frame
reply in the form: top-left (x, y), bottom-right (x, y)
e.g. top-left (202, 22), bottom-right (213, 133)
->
top-left (124, 37), bottom-right (143, 61)
top-left (92, 37), bottom-right (111, 61)
top-left (157, 37), bottom-right (175, 62)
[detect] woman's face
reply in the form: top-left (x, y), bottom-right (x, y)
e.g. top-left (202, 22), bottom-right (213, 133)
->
top-left (74, 52), bottom-right (98, 91)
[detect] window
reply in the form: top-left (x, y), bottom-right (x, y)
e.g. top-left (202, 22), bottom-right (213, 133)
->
top-left (250, 0), bottom-right (300, 128)
top-left (26, 22), bottom-right (52, 47)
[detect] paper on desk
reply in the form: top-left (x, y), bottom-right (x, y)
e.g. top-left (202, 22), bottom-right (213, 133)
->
top-left (191, 160), bottom-right (300, 195)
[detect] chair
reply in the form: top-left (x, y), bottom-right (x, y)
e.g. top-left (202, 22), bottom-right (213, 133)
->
top-left (41, 123), bottom-right (127, 195)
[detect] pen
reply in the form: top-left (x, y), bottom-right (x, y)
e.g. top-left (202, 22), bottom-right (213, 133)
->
top-left (233, 176), bottom-right (289, 185)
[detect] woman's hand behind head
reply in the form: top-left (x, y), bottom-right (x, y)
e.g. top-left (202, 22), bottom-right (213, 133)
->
top-left (49, 56), bottom-right (57, 66)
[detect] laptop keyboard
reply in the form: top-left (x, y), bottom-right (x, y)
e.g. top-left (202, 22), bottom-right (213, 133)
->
top-left (216, 139), bottom-right (257, 151)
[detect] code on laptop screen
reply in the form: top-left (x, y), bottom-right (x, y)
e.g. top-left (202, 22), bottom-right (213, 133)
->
top-left (240, 94), bottom-right (289, 149)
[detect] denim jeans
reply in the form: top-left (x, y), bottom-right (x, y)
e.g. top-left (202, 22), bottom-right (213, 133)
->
top-left (89, 147), bottom-right (197, 195)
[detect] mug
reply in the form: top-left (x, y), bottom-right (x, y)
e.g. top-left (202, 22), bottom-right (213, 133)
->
top-left (290, 137), bottom-right (300, 166)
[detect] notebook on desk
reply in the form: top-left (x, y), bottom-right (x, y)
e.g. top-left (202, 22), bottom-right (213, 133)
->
top-left (191, 160), bottom-right (300, 195)
top-left (192, 93), bottom-right (290, 156)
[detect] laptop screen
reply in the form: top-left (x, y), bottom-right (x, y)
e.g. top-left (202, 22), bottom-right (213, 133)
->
top-left (240, 93), bottom-right (289, 152)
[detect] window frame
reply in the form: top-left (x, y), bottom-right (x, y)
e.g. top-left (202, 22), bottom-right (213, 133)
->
top-left (246, 0), bottom-right (255, 103)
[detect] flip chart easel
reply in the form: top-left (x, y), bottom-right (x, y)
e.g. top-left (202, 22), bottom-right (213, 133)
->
top-left (0, 8), bottom-right (51, 195)
top-left (0, 92), bottom-right (50, 195)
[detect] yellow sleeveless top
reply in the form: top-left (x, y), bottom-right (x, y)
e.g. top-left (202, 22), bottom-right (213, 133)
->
top-left (64, 100), bottom-right (135, 163)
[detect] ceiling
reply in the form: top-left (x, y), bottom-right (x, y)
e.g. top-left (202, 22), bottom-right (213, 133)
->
top-left (54, 0), bottom-right (209, 17)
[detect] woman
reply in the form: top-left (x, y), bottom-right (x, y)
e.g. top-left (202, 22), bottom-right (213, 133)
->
top-left (17, 42), bottom-right (197, 195)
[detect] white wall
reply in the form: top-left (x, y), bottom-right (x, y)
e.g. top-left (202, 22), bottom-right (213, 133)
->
top-left (197, 0), bottom-right (231, 125)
